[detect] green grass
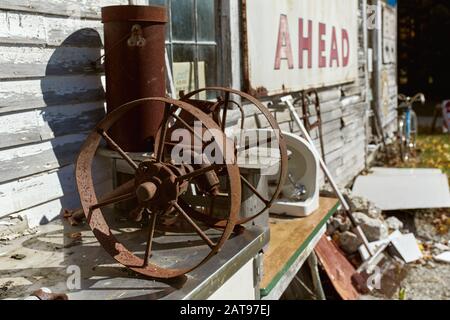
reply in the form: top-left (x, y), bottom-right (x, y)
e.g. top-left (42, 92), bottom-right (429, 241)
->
top-left (395, 134), bottom-right (450, 177)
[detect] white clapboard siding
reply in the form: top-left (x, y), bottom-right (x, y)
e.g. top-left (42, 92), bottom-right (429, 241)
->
top-left (0, 75), bottom-right (105, 114)
top-left (0, 10), bottom-right (103, 46)
top-left (0, 0), bottom-right (126, 19)
top-left (0, 102), bottom-right (105, 149)
top-left (0, 46), bottom-right (104, 79)
top-left (0, 157), bottom-right (111, 218)
top-left (0, 133), bottom-right (87, 184)
top-left (11, 178), bottom-right (113, 227)
top-left (0, 0), bottom-right (129, 226)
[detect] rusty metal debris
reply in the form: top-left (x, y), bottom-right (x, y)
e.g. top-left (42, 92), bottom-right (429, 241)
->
top-left (32, 288), bottom-right (68, 301)
top-left (315, 236), bottom-right (360, 300)
top-left (75, 89), bottom-right (287, 279)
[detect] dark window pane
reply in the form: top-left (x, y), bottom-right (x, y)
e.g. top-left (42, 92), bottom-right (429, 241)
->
top-left (198, 45), bottom-right (218, 99)
top-left (172, 45), bottom-right (196, 96)
top-left (148, 0), bottom-right (167, 6)
top-left (147, 0), bottom-right (169, 39)
top-left (197, 0), bottom-right (216, 41)
top-left (171, 0), bottom-right (195, 41)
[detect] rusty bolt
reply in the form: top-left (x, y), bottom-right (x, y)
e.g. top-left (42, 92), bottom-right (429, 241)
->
top-left (136, 182), bottom-right (158, 202)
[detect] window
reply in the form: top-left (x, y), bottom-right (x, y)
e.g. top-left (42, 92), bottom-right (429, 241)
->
top-left (149, 0), bottom-right (223, 99)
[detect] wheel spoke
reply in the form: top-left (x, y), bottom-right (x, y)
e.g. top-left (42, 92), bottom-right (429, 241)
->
top-left (237, 136), bottom-right (273, 153)
top-left (171, 112), bottom-right (204, 142)
top-left (98, 129), bottom-right (138, 170)
top-left (103, 179), bottom-right (135, 199)
top-left (143, 210), bottom-right (158, 266)
top-left (221, 92), bottom-right (230, 131)
top-left (173, 202), bottom-right (215, 249)
top-left (175, 164), bottom-right (224, 183)
top-left (156, 105), bottom-right (174, 162)
top-left (241, 175), bottom-right (270, 205)
top-left (90, 192), bottom-right (136, 211)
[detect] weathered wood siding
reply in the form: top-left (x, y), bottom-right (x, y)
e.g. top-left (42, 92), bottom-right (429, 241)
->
top-left (0, 1), bottom-right (127, 227)
top-left (0, 0), bottom-right (391, 227)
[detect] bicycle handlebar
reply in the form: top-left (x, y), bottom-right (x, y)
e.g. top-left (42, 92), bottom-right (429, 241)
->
top-left (398, 93), bottom-right (426, 105)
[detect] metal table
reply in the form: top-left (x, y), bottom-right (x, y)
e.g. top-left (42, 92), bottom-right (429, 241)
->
top-left (0, 217), bottom-right (268, 300)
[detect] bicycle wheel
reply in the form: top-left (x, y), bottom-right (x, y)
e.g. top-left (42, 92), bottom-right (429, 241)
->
top-left (397, 114), bottom-right (408, 162)
top-left (409, 110), bottom-right (418, 150)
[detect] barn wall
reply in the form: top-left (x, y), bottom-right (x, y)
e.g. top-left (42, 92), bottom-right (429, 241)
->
top-left (0, 0), bottom-right (392, 227)
top-left (0, 0), bottom-right (129, 227)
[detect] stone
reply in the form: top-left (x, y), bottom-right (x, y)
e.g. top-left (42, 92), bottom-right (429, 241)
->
top-left (327, 222), bottom-right (336, 235)
top-left (351, 196), bottom-right (370, 212)
top-left (434, 252), bottom-right (450, 264)
top-left (366, 204), bottom-right (383, 219)
top-left (338, 231), bottom-right (363, 254)
top-left (332, 216), bottom-right (352, 233)
top-left (434, 243), bottom-right (450, 252)
top-left (352, 212), bottom-right (389, 242)
top-left (386, 217), bottom-right (404, 230)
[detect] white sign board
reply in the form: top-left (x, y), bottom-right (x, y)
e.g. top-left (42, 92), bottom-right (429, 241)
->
top-left (383, 5), bottom-right (397, 64)
top-left (173, 61), bottom-right (206, 99)
top-left (245, 0), bottom-right (359, 96)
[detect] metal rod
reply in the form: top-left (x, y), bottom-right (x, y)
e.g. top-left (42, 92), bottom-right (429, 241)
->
top-left (143, 210), bottom-right (158, 266)
top-left (236, 137), bottom-right (273, 153)
top-left (173, 202), bottom-right (215, 248)
top-left (172, 112), bottom-right (204, 142)
top-left (241, 175), bottom-right (269, 205)
top-left (156, 107), bottom-right (171, 162)
top-left (221, 92), bottom-right (230, 131)
top-left (281, 96), bottom-right (374, 256)
top-left (307, 252), bottom-right (326, 300)
top-left (165, 49), bottom-right (176, 98)
top-left (176, 164), bottom-right (222, 183)
top-left (98, 129), bottom-right (139, 170)
top-left (90, 192), bottom-right (135, 211)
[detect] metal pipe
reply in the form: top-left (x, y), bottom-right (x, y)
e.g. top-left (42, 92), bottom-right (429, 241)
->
top-left (102, 5), bottom-right (168, 152)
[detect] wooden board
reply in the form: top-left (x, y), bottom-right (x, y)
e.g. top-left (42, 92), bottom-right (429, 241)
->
top-left (315, 236), bottom-right (360, 300)
top-left (260, 197), bottom-right (339, 296)
top-left (0, 0), bottom-right (125, 19)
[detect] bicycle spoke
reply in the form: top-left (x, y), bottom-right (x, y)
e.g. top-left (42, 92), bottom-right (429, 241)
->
top-left (173, 202), bottom-right (215, 249)
top-left (90, 192), bottom-right (136, 211)
top-left (143, 210), bottom-right (158, 266)
top-left (98, 129), bottom-right (138, 171)
top-left (241, 175), bottom-right (270, 205)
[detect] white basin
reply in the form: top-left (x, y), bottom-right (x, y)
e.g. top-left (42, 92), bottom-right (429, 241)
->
top-left (269, 132), bottom-right (319, 217)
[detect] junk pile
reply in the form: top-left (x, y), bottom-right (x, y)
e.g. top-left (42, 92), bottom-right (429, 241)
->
top-left (326, 189), bottom-right (450, 297)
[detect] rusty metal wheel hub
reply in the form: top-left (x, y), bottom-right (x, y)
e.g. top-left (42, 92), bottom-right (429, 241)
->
top-left (134, 160), bottom-right (185, 212)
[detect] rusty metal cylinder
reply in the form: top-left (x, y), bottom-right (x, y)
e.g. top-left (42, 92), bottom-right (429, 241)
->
top-left (102, 5), bottom-right (167, 152)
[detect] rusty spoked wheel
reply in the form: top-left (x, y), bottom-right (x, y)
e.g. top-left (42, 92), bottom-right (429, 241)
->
top-left (180, 87), bottom-right (288, 225)
top-left (75, 97), bottom-right (241, 279)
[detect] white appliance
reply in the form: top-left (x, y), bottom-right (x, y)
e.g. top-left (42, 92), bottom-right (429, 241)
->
top-left (270, 132), bottom-right (320, 217)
